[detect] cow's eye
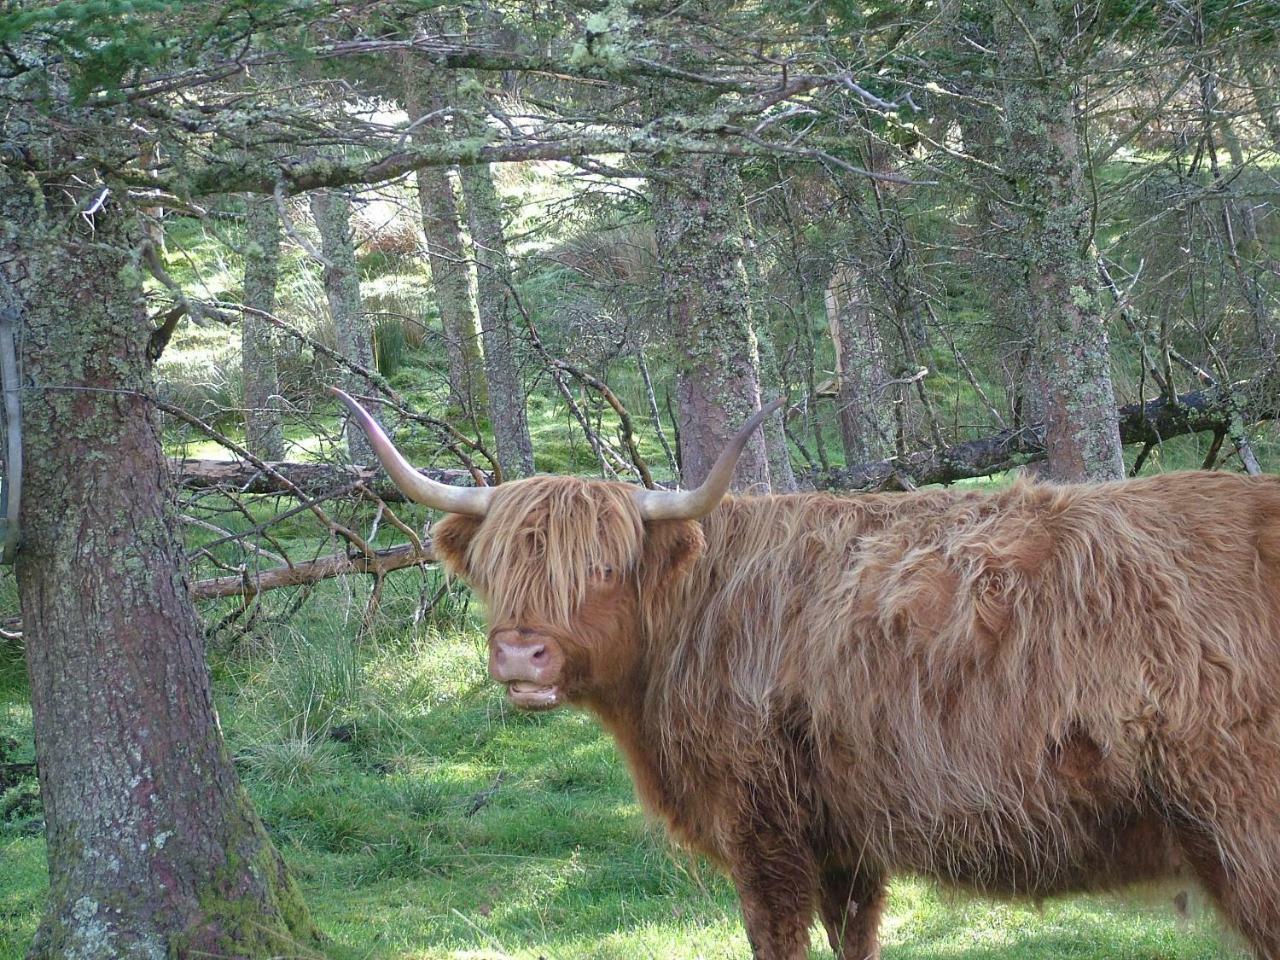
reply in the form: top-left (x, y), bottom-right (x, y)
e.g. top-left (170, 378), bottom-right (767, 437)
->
top-left (590, 564), bottom-right (616, 582)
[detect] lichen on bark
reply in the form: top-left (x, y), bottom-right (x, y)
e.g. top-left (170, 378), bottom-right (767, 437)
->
top-left (651, 151), bottom-right (772, 490)
top-left (400, 50), bottom-right (488, 420)
top-left (825, 263), bottom-right (894, 464)
top-left (459, 159), bottom-right (535, 479)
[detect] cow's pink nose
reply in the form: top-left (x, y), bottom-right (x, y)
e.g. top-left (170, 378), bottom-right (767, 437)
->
top-left (488, 632), bottom-right (560, 684)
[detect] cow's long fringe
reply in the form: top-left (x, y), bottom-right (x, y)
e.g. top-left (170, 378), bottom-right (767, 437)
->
top-left (456, 476), bottom-right (644, 629)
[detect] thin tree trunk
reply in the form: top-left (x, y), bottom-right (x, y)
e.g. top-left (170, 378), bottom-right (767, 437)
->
top-left (1244, 60), bottom-right (1280, 149)
top-left (993, 3), bottom-right (1124, 482)
top-left (755, 327), bottom-right (799, 492)
top-left (825, 263), bottom-right (893, 464)
top-left (400, 53), bottom-right (487, 419)
top-left (651, 156), bottom-right (771, 491)
top-left (738, 194), bottom-right (797, 492)
top-left (241, 192), bottom-right (285, 460)
top-left (310, 187), bottom-right (377, 465)
top-left (954, 99), bottom-right (1047, 434)
top-left (2, 169), bottom-right (318, 960)
top-left (459, 161), bottom-right (535, 479)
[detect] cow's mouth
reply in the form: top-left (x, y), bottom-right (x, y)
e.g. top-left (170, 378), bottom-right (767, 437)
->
top-left (506, 681), bottom-right (560, 710)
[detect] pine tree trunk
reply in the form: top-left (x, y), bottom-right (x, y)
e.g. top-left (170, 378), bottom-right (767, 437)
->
top-left (241, 193), bottom-right (285, 460)
top-left (401, 56), bottom-right (487, 419)
top-left (993, 2), bottom-right (1124, 482)
top-left (459, 161), bottom-right (535, 479)
top-left (825, 264), bottom-right (893, 464)
top-left (310, 187), bottom-right (377, 465)
top-left (1, 171), bottom-right (318, 960)
top-left (651, 155), bottom-right (771, 491)
top-left (755, 327), bottom-right (799, 492)
top-left (1246, 60), bottom-right (1280, 148)
top-left (738, 197), bottom-right (797, 492)
top-left (954, 100), bottom-right (1047, 432)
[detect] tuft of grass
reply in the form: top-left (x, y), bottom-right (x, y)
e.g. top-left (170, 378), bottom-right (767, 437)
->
top-left (241, 737), bottom-right (347, 788)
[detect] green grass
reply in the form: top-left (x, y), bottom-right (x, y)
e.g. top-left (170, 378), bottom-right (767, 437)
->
top-left (0, 617), bottom-right (1246, 960)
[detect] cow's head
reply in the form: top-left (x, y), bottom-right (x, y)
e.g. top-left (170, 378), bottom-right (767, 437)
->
top-left (331, 389), bottom-right (777, 711)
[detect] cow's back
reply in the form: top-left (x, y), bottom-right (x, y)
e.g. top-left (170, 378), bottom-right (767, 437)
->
top-left (654, 472), bottom-right (1280, 891)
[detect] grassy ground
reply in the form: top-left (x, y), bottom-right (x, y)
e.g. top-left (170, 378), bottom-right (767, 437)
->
top-left (0, 589), bottom-right (1246, 960)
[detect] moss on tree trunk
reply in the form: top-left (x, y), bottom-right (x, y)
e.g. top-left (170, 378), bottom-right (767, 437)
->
top-left (1, 170), bottom-right (320, 959)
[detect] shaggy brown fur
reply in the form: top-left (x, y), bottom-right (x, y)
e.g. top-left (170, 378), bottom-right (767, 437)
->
top-left (433, 471), bottom-right (1280, 960)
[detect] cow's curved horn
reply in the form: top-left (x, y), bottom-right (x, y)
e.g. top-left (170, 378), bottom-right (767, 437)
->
top-left (328, 387), bottom-right (494, 517)
top-left (635, 397), bottom-right (786, 521)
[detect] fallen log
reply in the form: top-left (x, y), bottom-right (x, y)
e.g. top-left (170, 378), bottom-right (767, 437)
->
top-left (0, 543), bottom-right (441, 639)
top-left (814, 375), bottom-right (1279, 491)
top-left (173, 458), bottom-right (484, 503)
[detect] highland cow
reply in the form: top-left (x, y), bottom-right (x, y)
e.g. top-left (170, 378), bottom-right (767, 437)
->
top-left (336, 388), bottom-right (1280, 960)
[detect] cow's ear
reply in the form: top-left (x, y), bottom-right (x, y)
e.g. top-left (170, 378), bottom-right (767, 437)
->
top-left (641, 519), bottom-right (705, 586)
top-left (432, 513), bottom-right (483, 579)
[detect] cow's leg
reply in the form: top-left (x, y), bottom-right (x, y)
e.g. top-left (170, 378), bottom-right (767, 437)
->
top-left (1177, 814), bottom-right (1280, 959)
top-left (817, 865), bottom-right (886, 960)
top-left (1169, 739), bottom-right (1280, 959)
top-left (729, 833), bottom-right (817, 959)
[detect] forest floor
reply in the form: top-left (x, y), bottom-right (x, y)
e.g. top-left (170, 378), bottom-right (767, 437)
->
top-left (0, 603), bottom-right (1246, 960)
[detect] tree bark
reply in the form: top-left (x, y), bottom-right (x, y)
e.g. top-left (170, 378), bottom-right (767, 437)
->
top-left (954, 97), bottom-right (1046, 433)
top-left (651, 154), bottom-right (771, 490)
top-left (738, 196), bottom-right (797, 492)
top-left (240, 193), bottom-right (285, 460)
top-left (310, 187), bottom-right (377, 465)
top-left (458, 161), bottom-right (535, 479)
top-left (755, 326), bottom-right (799, 492)
top-left (993, 1), bottom-right (1125, 482)
top-left (400, 54), bottom-right (487, 419)
top-left (825, 263), bottom-right (893, 464)
top-left (1, 170), bottom-right (318, 959)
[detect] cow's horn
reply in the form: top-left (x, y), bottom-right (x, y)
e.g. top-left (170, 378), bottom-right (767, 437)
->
top-left (328, 387), bottom-right (495, 517)
top-left (635, 397), bottom-right (786, 521)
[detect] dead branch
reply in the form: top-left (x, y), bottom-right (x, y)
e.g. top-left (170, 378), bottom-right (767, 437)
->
top-left (158, 400), bottom-right (374, 556)
top-left (192, 542), bottom-right (436, 601)
top-left (207, 299), bottom-right (499, 479)
top-left (549, 359), bottom-right (655, 489)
